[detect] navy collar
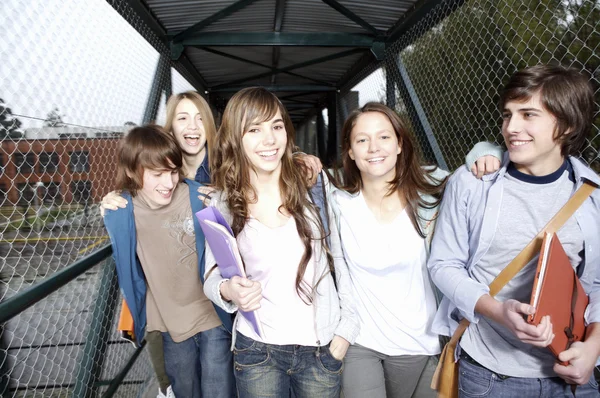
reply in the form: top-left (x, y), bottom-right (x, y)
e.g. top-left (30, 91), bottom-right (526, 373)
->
top-left (507, 159), bottom-right (574, 184)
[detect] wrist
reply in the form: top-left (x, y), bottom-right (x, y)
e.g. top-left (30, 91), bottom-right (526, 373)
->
top-left (219, 279), bottom-right (232, 302)
top-left (475, 294), bottom-right (502, 323)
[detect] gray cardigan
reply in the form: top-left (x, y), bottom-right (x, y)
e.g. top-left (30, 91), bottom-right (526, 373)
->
top-left (203, 177), bottom-right (360, 348)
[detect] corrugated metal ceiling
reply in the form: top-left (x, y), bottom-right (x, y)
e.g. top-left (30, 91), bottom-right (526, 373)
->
top-left (116, 0), bottom-right (433, 122)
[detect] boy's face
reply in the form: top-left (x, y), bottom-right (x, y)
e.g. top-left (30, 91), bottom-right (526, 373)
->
top-left (138, 165), bottom-right (179, 209)
top-left (172, 98), bottom-right (207, 157)
top-left (501, 91), bottom-right (564, 176)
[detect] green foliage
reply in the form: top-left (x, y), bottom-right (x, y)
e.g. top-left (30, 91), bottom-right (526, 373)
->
top-left (0, 98), bottom-right (23, 139)
top-left (394, 0), bottom-right (599, 171)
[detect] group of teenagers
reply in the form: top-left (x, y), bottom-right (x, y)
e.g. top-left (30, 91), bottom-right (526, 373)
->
top-left (102, 64), bottom-right (600, 398)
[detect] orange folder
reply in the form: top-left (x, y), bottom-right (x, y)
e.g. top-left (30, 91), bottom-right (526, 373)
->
top-left (117, 298), bottom-right (136, 343)
top-left (528, 232), bottom-right (588, 363)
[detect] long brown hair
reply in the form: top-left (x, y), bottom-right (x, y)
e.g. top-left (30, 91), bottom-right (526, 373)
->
top-left (211, 87), bottom-right (331, 303)
top-left (340, 102), bottom-right (447, 237)
top-left (115, 125), bottom-right (183, 196)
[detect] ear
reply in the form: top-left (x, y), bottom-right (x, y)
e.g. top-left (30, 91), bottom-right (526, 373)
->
top-left (397, 140), bottom-right (402, 155)
top-left (348, 148), bottom-right (355, 160)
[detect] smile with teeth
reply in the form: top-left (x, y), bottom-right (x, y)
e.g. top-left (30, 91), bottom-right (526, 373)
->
top-left (510, 140), bottom-right (532, 147)
top-left (258, 149), bottom-right (277, 158)
top-left (367, 157), bottom-right (385, 163)
top-left (183, 134), bottom-right (201, 146)
top-left (156, 189), bottom-right (172, 198)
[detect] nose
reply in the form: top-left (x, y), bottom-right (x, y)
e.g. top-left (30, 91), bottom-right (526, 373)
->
top-left (368, 139), bottom-right (379, 153)
top-left (189, 118), bottom-right (199, 130)
top-left (504, 115), bottom-right (521, 135)
top-left (263, 128), bottom-right (276, 145)
top-left (162, 172), bottom-right (175, 188)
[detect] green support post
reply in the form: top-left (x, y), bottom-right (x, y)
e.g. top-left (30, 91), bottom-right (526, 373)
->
top-left (73, 258), bottom-right (120, 398)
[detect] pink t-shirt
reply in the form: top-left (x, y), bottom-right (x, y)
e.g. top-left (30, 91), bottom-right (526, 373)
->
top-left (236, 216), bottom-right (319, 346)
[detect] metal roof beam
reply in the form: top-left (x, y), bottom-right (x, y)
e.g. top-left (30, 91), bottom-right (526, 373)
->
top-left (178, 32), bottom-right (376, 47)
top-left (210, 85), bottom-right (337, 93)
top-left (172, 0), bottom-right (261, 42)
top-left (321, 0), bottom-right (380, 35)
top-left (198, 47), bottom-right (330, 86)
top-left (271, 0), bottom-right (287, 85)
top-left (386, 0), bottom-right (465, 44)
top-left (213, 48), bottom-right (363, 89)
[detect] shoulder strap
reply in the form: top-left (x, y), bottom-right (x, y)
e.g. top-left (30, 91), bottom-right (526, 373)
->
top-left (446, 181), bottom-right (596, 348)
top-left (488, 181), bottom-right (596, 296)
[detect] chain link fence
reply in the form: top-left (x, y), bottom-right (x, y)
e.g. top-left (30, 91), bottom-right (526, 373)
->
top-left (340, 0), bottom-right (600, 172)
top-left (0, 0), bottom-right (194, 396)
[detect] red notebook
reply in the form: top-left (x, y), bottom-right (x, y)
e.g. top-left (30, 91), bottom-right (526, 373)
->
top-left (528, 232), bottom-right (588, 363)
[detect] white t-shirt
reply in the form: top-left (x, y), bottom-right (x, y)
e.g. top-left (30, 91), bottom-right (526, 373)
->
top-left (236, 216), bottom-right (319, 346)
top-left (335, 190), bottom-right (440, 356)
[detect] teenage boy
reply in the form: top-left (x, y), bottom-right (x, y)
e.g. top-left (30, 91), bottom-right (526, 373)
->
top-left (428, 65), bottom-right (600, 397)
top-left (104, 125), bottom-right (235, 398)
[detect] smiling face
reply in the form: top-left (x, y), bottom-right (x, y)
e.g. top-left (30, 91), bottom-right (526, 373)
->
top-left (242, 111), bottom-right (288, 177)
top-left (348, 111), bottom-right (401, 183)
top-left (171, 98), bottom-right (207, 157)
top-left (502, 91), bottom-right (564, 176)
top-left (137, 164), bottom-right (180, 209)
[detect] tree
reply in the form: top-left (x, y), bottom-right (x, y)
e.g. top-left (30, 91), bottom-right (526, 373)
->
top-left (44, 107), bottom-right (66, 127)
top-left (0, 98), bottom-right (23, 139)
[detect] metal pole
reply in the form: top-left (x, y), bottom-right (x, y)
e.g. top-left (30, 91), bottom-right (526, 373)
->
top-left (396, 56), bottom-right (448, 170)
top-left (73, 258), bottom-right (120, 398)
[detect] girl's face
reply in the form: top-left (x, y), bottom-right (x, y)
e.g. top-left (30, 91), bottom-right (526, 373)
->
top-left (348, 111), bottom-right (401, 183)
top-left (171, 98), bottom-right (207, 157)
top-left (242, 111), bottom-right (288, 177)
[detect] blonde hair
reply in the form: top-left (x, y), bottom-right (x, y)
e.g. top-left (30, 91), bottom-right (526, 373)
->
top-left (164, 91), bottom-right (216, 152)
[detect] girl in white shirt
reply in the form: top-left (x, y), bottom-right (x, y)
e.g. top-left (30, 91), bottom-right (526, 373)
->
top-left (333, 102), bottom-right (501, 398)
top-left (203, 87), bottom-right (358, 398)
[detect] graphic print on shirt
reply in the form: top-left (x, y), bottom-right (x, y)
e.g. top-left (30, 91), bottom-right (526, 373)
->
top-left (162, 213), bottom-right (197, 270)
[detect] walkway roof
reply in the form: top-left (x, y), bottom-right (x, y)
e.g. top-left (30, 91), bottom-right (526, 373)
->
top-left (110, 0), bottom-right (445, 123)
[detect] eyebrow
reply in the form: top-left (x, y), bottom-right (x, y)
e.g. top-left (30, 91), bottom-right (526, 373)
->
top-left (503, 107), bottom-right (541, 113)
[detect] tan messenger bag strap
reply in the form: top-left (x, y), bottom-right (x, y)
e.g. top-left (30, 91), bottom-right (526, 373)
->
top-left (432, 181), bottom-right (596, 393)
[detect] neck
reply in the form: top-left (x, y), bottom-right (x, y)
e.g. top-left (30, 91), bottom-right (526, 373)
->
top-left (250, 168), bottom-right (282, 197)
top-left (182, 148), bottom-right (206, 179)
top-left (514, 155), bottom-right (565, 177)
top-left (361, 175), bottom-right (392, 203)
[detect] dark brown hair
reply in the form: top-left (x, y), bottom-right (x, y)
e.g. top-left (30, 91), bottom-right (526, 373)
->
top-left (211, 87), bottom-right (331, 304)
top-left (340, 102), bottom-right (447, 237)
top-left (115, 125), bottom-right (183, 196)
top-left (500, 65), bottom-right (595, 156)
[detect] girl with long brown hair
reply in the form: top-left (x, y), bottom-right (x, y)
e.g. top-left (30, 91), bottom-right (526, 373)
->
top-left (203, 87), bottom-right (357, 397)
top-left (332, 102), bottom-right (501, 398)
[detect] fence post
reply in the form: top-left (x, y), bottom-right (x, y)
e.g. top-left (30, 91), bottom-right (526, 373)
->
top-left (394, 56), bottom-right (448, 170)
top-left (142, 53), bottom-right (172, 124)
top-left (385, 58), bottom-right (396, 109)
top-left (73, 258), bottom-right (119, 398)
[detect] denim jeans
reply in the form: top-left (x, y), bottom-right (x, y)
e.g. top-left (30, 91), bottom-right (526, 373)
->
top-left (162, 325), bottom-right (235, 398)
top-left (233, 332), bottom-right (342, 398)
top-left (458, 355), bottom-right (600, 397)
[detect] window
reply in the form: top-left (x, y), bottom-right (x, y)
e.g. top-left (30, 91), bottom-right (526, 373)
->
top-left (14, 152), bottom-right (35, 174)
top-left (0, 183), bottom-right (7, 204)
top-left (39, 152), bottom-right (60, 174)
top-left (17, 183), bottom-right (35, 206)
top-left (69, 151), bottom-right (90, 173)
top-left (70, 180), bottom-right (92, 204)
top-left (43, 182), bottom-right (62, 204)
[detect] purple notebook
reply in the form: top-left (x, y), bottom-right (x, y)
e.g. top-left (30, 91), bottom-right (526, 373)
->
top-left (196, 207), bottom-right (264, 338)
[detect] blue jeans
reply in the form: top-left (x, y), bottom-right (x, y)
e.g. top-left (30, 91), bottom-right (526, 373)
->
top-left (458, 355), bottom-right (600, 397)
top-left (233, 332), bottom-right (342, 398)
top-left (162, 326), bottom-right (235, 398)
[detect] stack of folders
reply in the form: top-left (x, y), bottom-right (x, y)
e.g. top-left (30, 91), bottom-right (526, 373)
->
top-left (527, 232), bottom-right (588, 364)
top-left (196, 206), bottom-right (265, 338)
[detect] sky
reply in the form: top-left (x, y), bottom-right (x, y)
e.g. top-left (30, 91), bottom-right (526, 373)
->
top-left (0, 0), bottom-right (194, 130)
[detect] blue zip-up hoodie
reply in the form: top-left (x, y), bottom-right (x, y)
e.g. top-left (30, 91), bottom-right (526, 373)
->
top-left (104, 178), bottom-right (233, 346)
